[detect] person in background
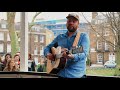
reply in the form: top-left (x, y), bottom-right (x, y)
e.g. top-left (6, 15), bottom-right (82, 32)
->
top-left (14, 54), bottom-right (20, 68)
top-left (0, 55), bottom-right (4, 71)
top-left (2, 53), bottom-right (12, 69)
top-left (3, 59), bottom-right (19, 72)
top-left (37, 59), bottom-right (45, 72)
top-left (28, 53), bottom-right (35, 71)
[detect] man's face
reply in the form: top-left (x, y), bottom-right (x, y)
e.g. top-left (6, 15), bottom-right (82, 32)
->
top-left (66, 17), bottom-right (79, 32)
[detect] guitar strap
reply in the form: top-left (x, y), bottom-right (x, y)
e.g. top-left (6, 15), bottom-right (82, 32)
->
top-left (72, 32), bottom-right (81, 47)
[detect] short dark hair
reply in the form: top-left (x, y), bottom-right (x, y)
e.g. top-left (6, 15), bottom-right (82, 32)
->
top-left (5, 53), bottom-right (12, 58)
top-left (14, 54), bottom-right (20, 61)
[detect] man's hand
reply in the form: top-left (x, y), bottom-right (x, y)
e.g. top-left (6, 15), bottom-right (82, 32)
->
top-left (62, 51), bottom-right (74, 60)
top-left (46, 53), bottom-right (55, 61)
top-left (67, 53), bottom-right (74, 60)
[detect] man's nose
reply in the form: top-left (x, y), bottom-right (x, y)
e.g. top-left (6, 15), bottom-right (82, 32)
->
top-left (69, 21), bottom-right (74, 24)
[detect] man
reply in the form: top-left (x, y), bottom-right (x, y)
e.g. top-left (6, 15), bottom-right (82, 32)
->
top-left (44, 13), bottom-right (90, 78)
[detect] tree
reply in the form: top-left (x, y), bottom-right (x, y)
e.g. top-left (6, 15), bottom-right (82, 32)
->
top-left (28, 12), bottom-right (42, 54)
top-left (103, 12), bottom-right (120, 76)
top-left (7, 12), bottom-right (42, 57)
top-left (7, 12), bottom-right (19, 56)
top-left (80, 12), bottom-right (120, 76)
top-left (29, 12), bottom-right (42, 31)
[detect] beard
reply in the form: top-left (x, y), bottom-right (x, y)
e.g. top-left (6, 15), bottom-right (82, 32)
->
top-left (67, 26), bottom-right (77, 32)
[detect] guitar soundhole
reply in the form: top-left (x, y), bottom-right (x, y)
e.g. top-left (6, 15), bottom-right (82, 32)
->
top-left (58, 57), bottom-right (66, 69)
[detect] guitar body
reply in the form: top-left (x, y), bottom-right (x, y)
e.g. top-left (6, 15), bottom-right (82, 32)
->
top-left (47, 47), bottom-right (67, 74)
top-left (47, 46), bottom-right (83, 74)
top-left (47, 57), bottom-right (67, 74)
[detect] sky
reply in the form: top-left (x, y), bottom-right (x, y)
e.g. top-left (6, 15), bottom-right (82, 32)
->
top-left (0, 12), bottom-right (92, 23)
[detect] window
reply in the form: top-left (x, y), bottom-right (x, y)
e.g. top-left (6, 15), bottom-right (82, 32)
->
top-left (34, 47), bottom-right (38, 55)
top-left (109, 52), bottom-right (115, 61)
top-left (0, 32), bottom-right (4, 40)
top-left (1, 24), bottom-right (6, 29)
top-left (7, 44), bottom-right (11, 53)
top-left (98, 20), bottom-right (103, 24)
top-left (0, 43), bottom-right (4, 52)
top-left (97, 53), bottom-right (103, 63)
top-left (36, 27), bottom-right (39, 32)
top-left (40, 45), bottom-right (44, 55)
top-left (104, 29), bottom-right (109, 36)
top-left (97, 41), bottom-right (102, 50)
top-left (40, 35), bottom-right (44, 43)
top-left (7, 33), bottom-right (10, 41)
top-left (105, 42), bottom-right (109, 50)
top-left (40, 45), bottom-right (44, 50)
top-left (34, 35), bottom-right (38, 42)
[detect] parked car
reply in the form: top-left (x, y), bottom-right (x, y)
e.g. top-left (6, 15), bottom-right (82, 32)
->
top-left (104, 60), bottom-right (117, 68)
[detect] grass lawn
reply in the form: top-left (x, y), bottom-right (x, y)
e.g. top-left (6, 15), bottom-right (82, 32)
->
top-left (86, 67), bottom-right (116, 76)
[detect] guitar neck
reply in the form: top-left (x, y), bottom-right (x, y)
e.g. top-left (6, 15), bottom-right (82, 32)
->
top-left (51, 46), bottom-right (83, 59)
top-left (68, 46), bottom-right (83, 54)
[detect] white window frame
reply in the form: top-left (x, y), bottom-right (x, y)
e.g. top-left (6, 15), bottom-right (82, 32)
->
top-left (34, 46), bottom-right (38, 55)
top-left (40, 45), bottom-right (44, 55)
top-left (7, 33), bottom-right (10, 41)
top-left (1, 24), bottom-right (6, 29)
top-left (109, 52), bottom-right (115, 61)
top-left (97, 41), bottom-right (102, 50)
top-left (34, 35), bottom-right (38, 42)
top-left (97, 53), bottom-right (103, 63)
top-left (7, 44), bottom-right (11, 53)
top-left (0, 43), bottom-right (4, 52)
top-left (0, 32), bottom-right (4, 40)
top-left (40, 35), bottom-right (44, 43)
top-left (105, 41), bottom-right (109, 50)
top-left (104, 29), bottom-right (109, 36)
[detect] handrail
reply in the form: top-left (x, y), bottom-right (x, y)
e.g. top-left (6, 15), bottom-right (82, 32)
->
top-left (0, 71), bottom-right (58, 78)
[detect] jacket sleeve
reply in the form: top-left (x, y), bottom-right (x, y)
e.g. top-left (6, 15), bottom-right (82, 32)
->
top-left (72, 33), bottom-right (90, 62)
top-left (44, 36), bottom-right (58, 57)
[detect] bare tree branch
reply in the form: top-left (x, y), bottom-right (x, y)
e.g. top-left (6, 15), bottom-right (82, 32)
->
top-left (79, 12), bottom-right (116, 48)
top-left (29, 12), bottom-right (42, 30)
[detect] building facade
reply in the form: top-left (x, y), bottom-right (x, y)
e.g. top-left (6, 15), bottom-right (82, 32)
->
top-left (0, 19), bottom-right (54, 64)
top-left (90, 12), bottom-right (116, 65)
top-left (35, 19), bottom-right (90, 37)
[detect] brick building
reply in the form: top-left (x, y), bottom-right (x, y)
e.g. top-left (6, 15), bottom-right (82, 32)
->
top-left (89, 12), bottom-right (116, 65)
top-left (0, 19), bottom-right (54, 63)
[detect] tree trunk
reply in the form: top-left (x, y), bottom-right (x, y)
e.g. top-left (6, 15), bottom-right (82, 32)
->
top-left (7, 12), bottom-right (19, 56)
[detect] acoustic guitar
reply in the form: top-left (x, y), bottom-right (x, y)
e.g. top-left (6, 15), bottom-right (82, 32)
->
top-left (47, 46), bottom-right (83, 74)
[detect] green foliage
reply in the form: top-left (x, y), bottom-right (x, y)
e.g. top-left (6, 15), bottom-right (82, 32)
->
top-left (7, 12), bottom-right (19, 57)
top-left (86, 67), bottom-right (116, 76)
top-left (10, 31), bottom-right (19, 56)
top-left (86, 58), bottom-right (91, 66)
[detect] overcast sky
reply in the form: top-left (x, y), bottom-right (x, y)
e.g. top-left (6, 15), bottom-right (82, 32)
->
top-left (0, 12), bottom-right (92, 23)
